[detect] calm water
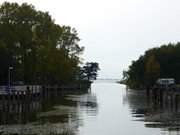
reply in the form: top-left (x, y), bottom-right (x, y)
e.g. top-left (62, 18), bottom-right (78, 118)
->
top-left (1, 81), bottom-right (180, 135)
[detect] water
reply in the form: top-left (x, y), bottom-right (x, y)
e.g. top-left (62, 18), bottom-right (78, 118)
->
top-left (1, 81), bottom-right (180, 135)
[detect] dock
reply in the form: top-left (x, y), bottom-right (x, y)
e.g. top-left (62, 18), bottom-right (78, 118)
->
top-left (0, 81), bottom-right (91, 102)
top-left (147, 85), bottom-right (180, 111)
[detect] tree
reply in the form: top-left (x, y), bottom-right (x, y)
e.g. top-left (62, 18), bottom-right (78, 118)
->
top-left (123, 42), bottom-right (180, 89)
top-left (145, 55), bottom-right (160, 86)
top-left (82, 62), bottom-right (100, 81)
top-left (0, 2), bottom-right (84, 85)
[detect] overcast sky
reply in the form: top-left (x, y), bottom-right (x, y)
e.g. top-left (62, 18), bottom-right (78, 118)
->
top-left (2, 0), bottom-right (180, 79)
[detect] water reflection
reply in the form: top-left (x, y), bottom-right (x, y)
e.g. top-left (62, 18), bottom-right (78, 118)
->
top-left (3, 82), bottom-right (180, 135)
top-left (0, 90), bottom-right (98, 135)
top-left (124, 89), bottom-right (180, 132)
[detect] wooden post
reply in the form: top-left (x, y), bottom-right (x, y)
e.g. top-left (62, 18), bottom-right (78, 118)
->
top-left (2, 92), bottom-right (5, 113)
top-left (159, 88), bottom-right (164, 108)
top-left (146, 86), bottom-right (150, 97)
top-left (175, 94), bottom-right (179, 112)
top-left (170, 94), bottom-right (173, 111)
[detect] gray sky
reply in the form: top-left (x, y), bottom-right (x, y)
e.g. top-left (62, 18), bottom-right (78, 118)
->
top-left (2, 0), bottom-right (180, 79)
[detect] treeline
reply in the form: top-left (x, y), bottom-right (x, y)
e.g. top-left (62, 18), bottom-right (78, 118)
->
top-left (0, 2), bottom-right (99, 85)
top-left (122, 42), bottom-right (180, 89)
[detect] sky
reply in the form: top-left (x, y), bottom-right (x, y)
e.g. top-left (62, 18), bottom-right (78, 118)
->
top-left (1, 0), bottom-right (180, 79)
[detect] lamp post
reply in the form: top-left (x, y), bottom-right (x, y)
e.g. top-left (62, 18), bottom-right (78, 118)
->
top-left (8, 66), bottom-right (13, 91)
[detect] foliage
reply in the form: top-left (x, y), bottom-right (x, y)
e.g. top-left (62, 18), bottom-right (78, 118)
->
top-left (145, 55), bottom-right (160, 86)
top-left (80, 62), bottom-right (100, 81)
top-left (123, 42), bottom-right (180, 89)
top-left (0, 2), bottom-right (84, 85)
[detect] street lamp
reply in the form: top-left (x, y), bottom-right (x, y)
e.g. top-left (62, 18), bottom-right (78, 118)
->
top-left (8, 66), bottom-right (13, 91)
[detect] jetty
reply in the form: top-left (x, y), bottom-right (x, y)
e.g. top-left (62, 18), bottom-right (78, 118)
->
top-left (0, 81), bottom-right (91, 102)
top-left (147, 84), bottom-right (180, 111)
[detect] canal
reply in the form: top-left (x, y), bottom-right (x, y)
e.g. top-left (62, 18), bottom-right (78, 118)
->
top-left (0, 81), bottom-right (180, 135)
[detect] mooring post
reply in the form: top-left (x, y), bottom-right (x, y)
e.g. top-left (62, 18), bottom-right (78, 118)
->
top-left (146, 86), bottom-right (150, 97)
top-left (175, 94), bottom-right (179, 112)
top-left (170, 94), bottom-right (173, 110)
top-left (152, 87), bottom-right (157, 102)
top-left (7, 91), bottom-right (11, 113)
top-left (2, 92), bottom-right (5, 111)
top-left (41, 85), bottom-right (44, 100)
top-left (159, 88), bottom-right (164, 108)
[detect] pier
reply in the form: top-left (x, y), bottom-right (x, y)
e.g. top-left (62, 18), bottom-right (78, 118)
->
top-left (0, 81), bottom-right (91, 105)
top-left (147, 85), bottom-right (180, 111)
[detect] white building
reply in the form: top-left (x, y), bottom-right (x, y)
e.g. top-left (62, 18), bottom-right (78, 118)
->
top-left (156, 78), bottom-right (175, 86)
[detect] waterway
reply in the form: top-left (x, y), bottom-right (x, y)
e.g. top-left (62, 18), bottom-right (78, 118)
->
top-left (0, 81), bottom-right (180, 135)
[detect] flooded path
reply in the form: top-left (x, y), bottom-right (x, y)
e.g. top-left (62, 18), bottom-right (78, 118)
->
top-left (1, 81), bottom-right (180, 135)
